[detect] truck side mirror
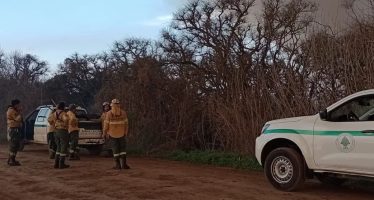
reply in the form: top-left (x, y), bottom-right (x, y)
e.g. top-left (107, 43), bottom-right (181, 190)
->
top-left (319, 109), bottom-right (328, 121)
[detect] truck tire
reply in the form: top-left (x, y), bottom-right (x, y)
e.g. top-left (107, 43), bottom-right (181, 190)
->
top-left (86, 145), bottom-right (103, 156)
top-left (315, 173), bottom-right (347, 186)
top-left (264, 147), bottom-right (305, 191)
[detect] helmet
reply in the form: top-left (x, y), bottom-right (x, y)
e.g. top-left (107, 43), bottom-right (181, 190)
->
top-left (111, 99), bottom-right (120, 104)
top-left (102, 102), bottom-right (110, 106)
top-left (11, 99), bottom-right (21, 107)
top-left (57, 102), bottom-right (65, 110)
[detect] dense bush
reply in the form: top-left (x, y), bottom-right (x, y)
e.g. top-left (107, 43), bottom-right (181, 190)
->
top-left (1, 0), bottom-right (373, 155)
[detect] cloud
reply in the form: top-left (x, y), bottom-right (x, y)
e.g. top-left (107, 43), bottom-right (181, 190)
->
top-left (143, 15), bottom-right (173, 27)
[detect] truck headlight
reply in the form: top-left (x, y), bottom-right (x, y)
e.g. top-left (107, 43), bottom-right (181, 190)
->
top-left (261, 124), bottom-right (270, 134)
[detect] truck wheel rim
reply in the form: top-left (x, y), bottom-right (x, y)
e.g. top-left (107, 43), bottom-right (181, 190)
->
top-left (271, 156), bottom-right (294, 184)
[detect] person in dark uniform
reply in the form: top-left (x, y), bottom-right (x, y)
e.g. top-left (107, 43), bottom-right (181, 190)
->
top-left (6, 99), bottom-right (23, 166)
top-left (67, 104), bottom-right (80, 160)
top-left (101, 102), bottom-right (112, 157)
top-left (47, 107), bottom-right (57, 159)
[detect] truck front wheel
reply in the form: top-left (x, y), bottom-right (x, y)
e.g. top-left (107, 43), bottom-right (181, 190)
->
top-left (264, 147), bottom-right (305, 191)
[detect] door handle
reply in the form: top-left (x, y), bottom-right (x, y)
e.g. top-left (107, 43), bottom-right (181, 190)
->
top-left (361, 130), bottom-right (374, 134)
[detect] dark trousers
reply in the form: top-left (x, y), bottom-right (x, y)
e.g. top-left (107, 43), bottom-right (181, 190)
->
top-left (110, 136), bottom-right (127, 158)
top-left (8, 128), bottom-right (21, 155)
top-left (47, 132), bottom-right (57, 153)
top-left (55, 129), bottom-right (69, 157)
top-left (69, 131), bottom-right (79, 154)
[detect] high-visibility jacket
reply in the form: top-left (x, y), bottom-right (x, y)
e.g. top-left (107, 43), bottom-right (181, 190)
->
top-left (51, 110), bottom-right (69, 130)
top-left (67, 111), bottom-right (79, 133)
top-left (101, 112), bottom-right (107, 132)
top-left (100, 112), bottom-right (107, 124)
top-left (7, 107), bottom-right (22, 128)
top-left (103, 109), bottom-right (128, 138)
top-left (47, 111), bottom-right (56, 132)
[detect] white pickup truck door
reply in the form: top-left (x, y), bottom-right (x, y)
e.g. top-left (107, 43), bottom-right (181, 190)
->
top-left (33, 108), bottom-right (49, 143)
top-left (314, 94), bottom-right (374, 174)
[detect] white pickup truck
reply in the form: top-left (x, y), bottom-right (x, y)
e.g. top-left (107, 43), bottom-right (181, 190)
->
top-left (256, 89), bottom-right (374, 191)
top-left (22, 105), bottom-right (105, 155)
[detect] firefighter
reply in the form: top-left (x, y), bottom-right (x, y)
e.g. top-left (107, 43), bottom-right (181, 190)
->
top-left (103, 99), bottom-right (130, 170)
top-left (47, 107), bottom-right (57, 159)
top-left (51, 102), bottom-right (70, 169)
top-left (101, 102), bottom-right (111, 121)
top-left (6, 99), bottom-right (23, 166)
top-left (101, 102), bottom-right (112, 157)
top-left (67, 104), bottom-right (80, 160)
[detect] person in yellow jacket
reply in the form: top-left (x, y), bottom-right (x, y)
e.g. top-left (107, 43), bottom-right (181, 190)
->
top-left (49, 102), bottom-right (70, 169)
top-left (67, 104), bottom-right (80, 160)
top-left (101, 102), bottom-right (112, 157)
top-left (6, 99), bottom-right (23, 166)
top-left (100, 102), bottom-right (111, 124)
top-left (103, 99), bottom-right (130, 169)
top-left (47, 108), bottom-right (57, 159)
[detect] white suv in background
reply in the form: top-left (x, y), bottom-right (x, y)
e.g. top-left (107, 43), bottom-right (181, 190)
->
top-left (23, 105), bottom-right (105, 155)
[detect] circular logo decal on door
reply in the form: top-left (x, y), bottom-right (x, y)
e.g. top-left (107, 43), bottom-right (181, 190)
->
top-left (336, 133), bottom-right (355, 153)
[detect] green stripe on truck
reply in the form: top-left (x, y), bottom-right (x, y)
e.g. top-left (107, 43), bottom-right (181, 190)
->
top-left (264, 129), bottom-right (314, 135)
top-left (264, 129), bottom-right (368, 136)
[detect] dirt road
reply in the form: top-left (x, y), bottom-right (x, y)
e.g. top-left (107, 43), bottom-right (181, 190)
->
top-left (0, 144), bottom-right (373, 200)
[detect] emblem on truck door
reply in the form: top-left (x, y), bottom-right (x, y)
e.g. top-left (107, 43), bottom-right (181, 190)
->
top-left (336, 133), bottom-right (355, 153)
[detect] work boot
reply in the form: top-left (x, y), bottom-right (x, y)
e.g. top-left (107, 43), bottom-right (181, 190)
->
top-left (113, 157), bottom-right (121, 170)
top-left (49, 151), bottom-right (55, 159)
top-left (8, 155), bottom-right (21, 166)
top-left (120, 155), bottom-right (130, 169)
top-left (59, 156), bottom-right (70, 169)
top-left (54, 155), bottom-right (60, 169)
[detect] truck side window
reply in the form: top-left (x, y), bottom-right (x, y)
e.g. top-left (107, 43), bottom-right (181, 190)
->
top-left (36, 108), bottom-right (49, 122)
top-left (329, 95), bottom-right (374, 122)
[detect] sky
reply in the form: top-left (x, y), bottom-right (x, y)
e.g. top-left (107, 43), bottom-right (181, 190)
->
top-left (0, 0), bottom-right (188, 69)
top-left (0, 0), bottom-right (349, 70)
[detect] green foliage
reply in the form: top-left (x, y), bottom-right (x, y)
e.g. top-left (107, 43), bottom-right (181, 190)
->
top-left (164, 150), bottom-right (262, 170)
